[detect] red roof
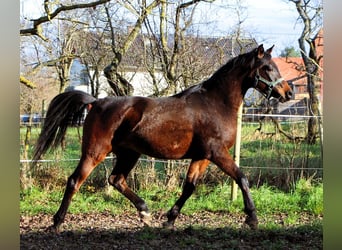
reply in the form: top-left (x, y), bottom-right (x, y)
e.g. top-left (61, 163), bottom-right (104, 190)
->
top-left (274, 28), bottom-right (323, 86)
top-left (273, 57), bottom-right (306, 85)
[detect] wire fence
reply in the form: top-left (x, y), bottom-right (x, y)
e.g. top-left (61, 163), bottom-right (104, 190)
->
top-left (20, 111), bottom-right (323, 191)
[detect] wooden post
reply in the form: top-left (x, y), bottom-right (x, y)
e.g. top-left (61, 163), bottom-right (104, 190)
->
top-left (231, 102), bottom-right (243, 201)
top-left (21, 125), bottom-right (32, 189)
top-left (41, 99), bottom-right (45, 118)
top-left (41, 99), bottom-right (45, 128)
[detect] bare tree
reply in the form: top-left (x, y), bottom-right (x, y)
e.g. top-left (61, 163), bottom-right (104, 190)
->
top-left (74, 8), bottom-right (114, 98)
top-left (158, 0), bottom-right (207, 95)
top-left (140, 0), bottom-right (223, 96)
top-left (21, 0), bottom-right (255, 98)
top-left (20, 0), bottom-right (111, 40)
top-left (26, 21), bottom-right (83, 93)
top-left (20, 0), bottom-right (111, 91)
top-left (289, 0), bottom-right (323, 144)
top-left (103, 0), bottom-right (161, 96)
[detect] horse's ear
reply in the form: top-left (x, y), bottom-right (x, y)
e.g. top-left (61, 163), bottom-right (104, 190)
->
top-left (257, 44), bottom-right (264, 59)
top-left (266, 45), bottom-right (275, 54)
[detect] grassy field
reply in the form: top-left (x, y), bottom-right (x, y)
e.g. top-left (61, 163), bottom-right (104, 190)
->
top-left (20, 179), bottom-right (323, 219)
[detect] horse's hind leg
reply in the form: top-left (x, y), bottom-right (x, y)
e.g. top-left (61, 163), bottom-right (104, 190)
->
top-left (163, 159), bottom-right (210, 228)
top-left (51, 155), bottom-right (104, 232)
top-left (108, 149), bottom-right (151, 225)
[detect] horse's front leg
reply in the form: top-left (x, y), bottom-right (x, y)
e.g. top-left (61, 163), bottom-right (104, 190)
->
top-left (212, 152), bottom-right (258, 229)
top-left (163, 159), bottom-right (210, 228)
top-left (238, 175), bottom-right (258, 229)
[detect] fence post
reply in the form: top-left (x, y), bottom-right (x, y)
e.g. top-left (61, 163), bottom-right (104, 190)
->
top-left (41, 99), bottom-right (45, 118)
top-left (21, 125), bottom-right (33, 189)
top-left (231, 102), bottom-right (243, 201)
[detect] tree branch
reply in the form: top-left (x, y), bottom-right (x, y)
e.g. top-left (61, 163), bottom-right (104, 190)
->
top-left (20, 0), bottom-right (111, 40)
top-left (20, 76), bottom-right (36, 89)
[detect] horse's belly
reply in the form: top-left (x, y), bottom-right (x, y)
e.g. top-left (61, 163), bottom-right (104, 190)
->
top-left (127, 121), bottom-right (193, 159)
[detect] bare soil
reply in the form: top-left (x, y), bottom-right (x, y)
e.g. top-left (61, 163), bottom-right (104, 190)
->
top-left (20, 211), bottom-right (322, 249)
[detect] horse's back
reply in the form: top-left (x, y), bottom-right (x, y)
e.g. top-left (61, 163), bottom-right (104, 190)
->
top-left (85, 95), bottom-right (198, 159)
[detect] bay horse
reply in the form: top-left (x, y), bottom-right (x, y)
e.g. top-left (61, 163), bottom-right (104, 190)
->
top-left (32, 44), bottom-right (292, 233)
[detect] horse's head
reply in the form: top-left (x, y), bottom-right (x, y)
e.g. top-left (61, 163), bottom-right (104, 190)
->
top-left (252, 45), bottom-right (293, 103)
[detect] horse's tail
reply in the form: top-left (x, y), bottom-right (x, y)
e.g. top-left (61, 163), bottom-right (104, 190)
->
top-left (32, 91), bottom-right (97, 164)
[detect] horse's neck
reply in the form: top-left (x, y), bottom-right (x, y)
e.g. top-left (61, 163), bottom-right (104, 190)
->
top-left (204, 71), bottom-right (246, 109)
top-left (173, 84), bottom-right (201, 98)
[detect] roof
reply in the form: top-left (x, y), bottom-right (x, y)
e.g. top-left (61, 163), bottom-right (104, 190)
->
top-left (120, 34), bottom-right (258, 69)
top-left (273, 57), bottom-right (306, 85)
top-left (273, 28), bottom-right (323, 85)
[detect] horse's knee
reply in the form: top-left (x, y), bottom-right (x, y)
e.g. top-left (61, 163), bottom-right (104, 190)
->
top-left (108, 174), bottom-right (126, 192)
top-left (183, 181), bottom-right (196, 192)
top-left (108, 174), bottom-right (115, 186)
top-left (66, 175), bottom-right (78, 191)
top-left (239, 176), bottom-right (250, 191)
top-left (235, 172), bottom-right (249, 189)
top-left (108, 174), bottom-right (120, 189)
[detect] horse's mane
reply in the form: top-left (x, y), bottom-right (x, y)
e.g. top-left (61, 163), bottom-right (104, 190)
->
top-left (172, 48), bottom-right (258, 98)
top-left (202, 48), bottom-right (256, 90)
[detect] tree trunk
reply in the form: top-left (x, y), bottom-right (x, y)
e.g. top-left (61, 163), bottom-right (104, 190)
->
top-left (292, 0), bottom-right (322, 145)
top-left (103, 0), bottom-right (160, 96)
top-left (306, 75), bottom-right (319, 144)
top-left (57, 58), bottom-right (73, 93)
top-left (304, 41), bottom-right (320, 145)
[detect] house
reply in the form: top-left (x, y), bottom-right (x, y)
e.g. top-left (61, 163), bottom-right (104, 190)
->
top-left (123, 36), bottom-right (258, 96)
top-left (272, 28), bottom-right (323, 117)
top-left (68, 35), bottom-right (258, 97)
top-left (274, 28), bottom-right (323, 101)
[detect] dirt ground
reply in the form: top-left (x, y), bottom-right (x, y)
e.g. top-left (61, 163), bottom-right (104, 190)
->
top-left (20, 211), bottom-right (322, 249)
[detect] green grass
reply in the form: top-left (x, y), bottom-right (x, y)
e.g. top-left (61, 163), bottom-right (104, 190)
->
top-left (20, 126), bottom-right (82, 161)
top-left (20, 185), bottom-right (135, 215)
top-left (20, 187), bottom-right (63, 214)
top-left (20, 179), bottom-right (323, 222)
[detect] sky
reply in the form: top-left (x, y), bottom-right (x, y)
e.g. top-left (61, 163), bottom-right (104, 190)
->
top-left (20, 0), bottom-right (304, 56)
top-left (195, 0), bottom-right (304, 56)
top-left (239, 0), bottom-right (303, 55)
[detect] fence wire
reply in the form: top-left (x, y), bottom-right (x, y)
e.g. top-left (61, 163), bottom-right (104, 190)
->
top-left (20, 112), bottom-right (323, 190)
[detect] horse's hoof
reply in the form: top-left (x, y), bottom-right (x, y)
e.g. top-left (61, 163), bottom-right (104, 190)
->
top-left (162, 221), bottom-right (175, 230)
top-left (245, 216), bottom-right (258, 230)
top-left (46, 225), bottom-right (60, 234)
top-left (139, 211), bottom-right (152, 227)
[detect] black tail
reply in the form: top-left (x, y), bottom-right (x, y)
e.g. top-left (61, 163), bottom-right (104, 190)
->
top-left (32, 91), bottom-right (97, 164)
